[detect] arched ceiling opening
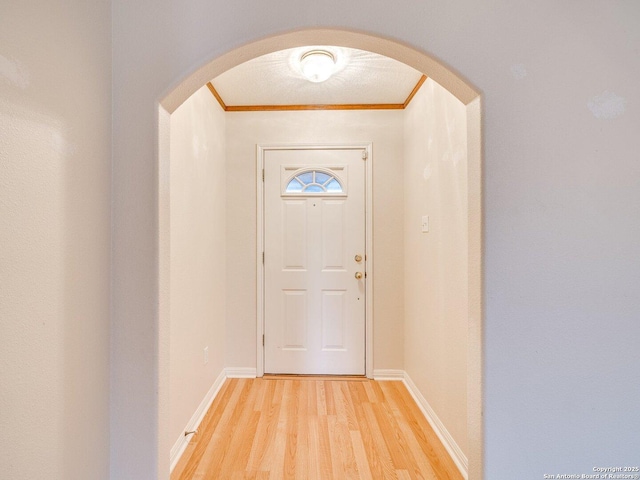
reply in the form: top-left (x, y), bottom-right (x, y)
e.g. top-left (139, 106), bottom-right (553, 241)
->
top-left (209, 45), bottom-right (426, 110)
top-left (160, 29), bottom-right (479, 113)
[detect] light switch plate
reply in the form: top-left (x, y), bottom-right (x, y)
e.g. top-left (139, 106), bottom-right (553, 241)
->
top-left (421, 215), bottom-right (429, 233)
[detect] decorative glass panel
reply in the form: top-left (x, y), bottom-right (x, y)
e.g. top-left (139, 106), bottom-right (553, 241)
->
top-left (286, 178), bottom-right (303, 192)
top-left (285, 170), bottom-right (344, 194)
top-left (297, 172), bottom-right (314, 184)
top-left (326, 179), bottom-right (342, 192)
top-left (315, 172), bottom-right (331, 184)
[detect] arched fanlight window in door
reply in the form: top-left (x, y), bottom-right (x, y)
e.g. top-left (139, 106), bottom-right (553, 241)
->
top-left (285, 169), bottom-right (344, 194)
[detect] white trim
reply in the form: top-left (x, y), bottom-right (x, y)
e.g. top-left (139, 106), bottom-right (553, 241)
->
top-left (364, 143), bottom-right (373, 379)
top-left (256, 145), bottom-right (265, 377)
top-left (225, 367), bottom-right (258, 378)
top-left (256, 143), bottom-right (374, 378)
top-left (402, 372), bottom-right (469, 479)
top-left (372, 369), bottom-right (405, 380)
top-left (169, 369), bottom-right (227, 472)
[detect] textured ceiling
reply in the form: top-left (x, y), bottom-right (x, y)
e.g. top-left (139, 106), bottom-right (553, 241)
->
top-left (211, 46), bottom-right (423, 107)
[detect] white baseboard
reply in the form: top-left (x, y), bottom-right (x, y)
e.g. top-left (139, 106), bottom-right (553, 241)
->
top-left (225, 367), bottom-right (257, 378)
top-left (372, 369), bottom-right (405, 380)
top-left (402, 372), bottom-right (468, 479)
top-left (169, 368), bottom-right (227, 472)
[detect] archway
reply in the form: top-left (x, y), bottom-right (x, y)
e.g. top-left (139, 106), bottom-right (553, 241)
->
top-left (158, 28), bottom-right (482, 479)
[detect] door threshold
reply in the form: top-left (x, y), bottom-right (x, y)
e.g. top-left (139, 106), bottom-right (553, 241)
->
top-left (262, 374), bottom-right (368, 381)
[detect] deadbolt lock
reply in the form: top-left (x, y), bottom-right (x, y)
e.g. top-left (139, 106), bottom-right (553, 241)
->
top-left (354, 254), bottom-right (363, 263)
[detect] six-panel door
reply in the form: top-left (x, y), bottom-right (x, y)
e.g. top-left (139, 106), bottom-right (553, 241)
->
top-left (264, 148), bottom-right (366, 374)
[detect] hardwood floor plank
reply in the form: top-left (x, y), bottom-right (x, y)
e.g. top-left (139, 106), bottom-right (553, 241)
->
top-left (363, 380), bottom-right (379, 404)
top-left (174, 378), bottom-right (239, 480)
top-left (361, 402), bottom-right (398, 479)
top-left (317, 412), bottom-right (334, 479)
top-left (379, 382), bottom-right (439, 480)
top-left (253, 377), bottom-right (267, 411)
top-left (272, 379), bottom-right (284, 405)
top-left (385, 381), bottom-right (463, 480)
top-left (337, 420), bottom-right (360, 479)
top-left (369, 378), bottom-right (388, 403)
top-left (397, 469), bottom-right (413, 480)
top-left (307, 415), bottom-right (320, 480)
top-left (307, 380), bottom-right (318, 417)
top-left (246, 380), bottom-right (281, 473)
top-left (327, 414), bottom-right (360, 479)
top-left (350, 430), bottom-right (373, 479)
top-left (316, 380), bottom-right (327, 416)
top-left (266, 380), bottom-right (291, 478)
top-left (193, 379), bottom-right (253, 479)
top-left (351, 398), bottom-right (387, 479)
top-left (218, 381), bottom-right (263, 476)
top-left (294, 381), bottom-right (310, 479)
top-left (221, 410), bottom-right (261, 476)
top-left (324, 380), bottom-right (336, 415)
top-left (370, 399), bottom-right (414, 473)
top-left (340, 382), bottom-right (360, 432)
top-left (331, 383), bottom-right (360, 478)
top-left (171, 378), bottom-right (464, 480)
top-left (347, 380), bottom-right (370, 406)
top-left (283, 380), bottom-right (299, 478)
top-left (331, 381), bottom-right (347, 423)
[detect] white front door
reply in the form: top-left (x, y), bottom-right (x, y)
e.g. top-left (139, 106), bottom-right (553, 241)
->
top-left (263, 147), bottom-right (366, 375)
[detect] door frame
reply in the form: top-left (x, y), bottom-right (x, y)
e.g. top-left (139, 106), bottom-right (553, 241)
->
top-left (256, 143), bottom-right (374, 378)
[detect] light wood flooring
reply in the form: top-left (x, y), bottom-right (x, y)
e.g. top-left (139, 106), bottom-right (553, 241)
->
top-left (171, 377), bottom-right (463, 480)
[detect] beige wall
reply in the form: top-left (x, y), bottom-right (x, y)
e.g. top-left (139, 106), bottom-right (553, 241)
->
top-left (403, 80), bottom-right (469, 456)
top-left (225, 109), bottom-right (404, 371)
top-left (0, 1), bottom-right (111, 479)
top-left (169, 86), bottom-right (227, 444)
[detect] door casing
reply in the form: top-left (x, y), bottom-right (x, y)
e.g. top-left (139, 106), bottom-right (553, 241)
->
top-left (256, 143), bottom-right (374, 377)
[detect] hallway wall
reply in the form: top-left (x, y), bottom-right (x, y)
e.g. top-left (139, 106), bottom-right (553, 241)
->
top-left (169, 86), bottom-right (227, 447)
top-left (403, 79), bottom-right (469, 457)
top-left (225, 109), bottom-right (405, 372)
top-left (0, 1), bottom-right (111, 479)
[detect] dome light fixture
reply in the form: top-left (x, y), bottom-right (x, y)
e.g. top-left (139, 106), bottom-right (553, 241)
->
top-left (300, 49), bottom-right (336, 83)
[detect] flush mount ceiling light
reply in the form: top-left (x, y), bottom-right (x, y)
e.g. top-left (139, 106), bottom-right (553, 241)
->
top-left (300, 50), bottom-right (336, 83)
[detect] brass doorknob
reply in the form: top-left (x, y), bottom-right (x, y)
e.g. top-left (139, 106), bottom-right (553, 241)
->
top-left (355, 272), bottom-right (363, 280)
